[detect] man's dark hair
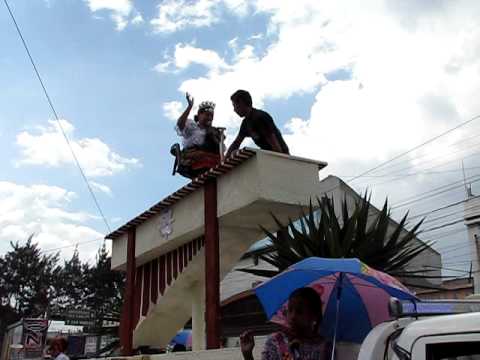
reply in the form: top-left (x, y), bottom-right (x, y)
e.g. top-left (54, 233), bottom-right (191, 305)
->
top-left (230, 90), bottom-right (252, 107)
top-left (289, 287), bottom-right (323, 331)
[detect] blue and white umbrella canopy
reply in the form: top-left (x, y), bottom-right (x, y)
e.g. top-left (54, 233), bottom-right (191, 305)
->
top-left (254, 257), bottom-right (417, 343)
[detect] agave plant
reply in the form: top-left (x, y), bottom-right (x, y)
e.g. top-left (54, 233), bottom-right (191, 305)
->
top-left (239, 194), bottom-right (435, 287)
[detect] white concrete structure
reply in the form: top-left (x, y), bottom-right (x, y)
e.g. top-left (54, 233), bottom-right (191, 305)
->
top-left (108, 149), bottom-right (327, 351)
top-left (464, 195), bottom-right (480, 293)
top-left (220, 176), bottom-right (442, 303)
top-left (108, 149), bottom-right (441, 353)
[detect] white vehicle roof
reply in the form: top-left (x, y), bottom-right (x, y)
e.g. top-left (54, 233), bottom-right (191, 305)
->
top-left (396, 312), bottom-right (480, 351)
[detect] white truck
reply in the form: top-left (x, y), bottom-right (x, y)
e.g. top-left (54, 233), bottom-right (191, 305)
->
top-left (356, 298), bottom-right (480, 360)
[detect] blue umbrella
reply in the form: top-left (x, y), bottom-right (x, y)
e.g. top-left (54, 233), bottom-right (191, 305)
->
top-left (254, 257), bottom-right (417, 351)
top-left (169, 329), bottom-right (192, 349)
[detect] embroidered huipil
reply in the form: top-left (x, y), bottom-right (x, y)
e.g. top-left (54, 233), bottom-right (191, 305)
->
top-left (175, 119), bottom-right (206, 149)
top-left (261, 332), bottom-right (327, 360)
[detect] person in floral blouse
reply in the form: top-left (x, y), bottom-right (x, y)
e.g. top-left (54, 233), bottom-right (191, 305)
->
top-left (240, 287), bottom-right (331, 360)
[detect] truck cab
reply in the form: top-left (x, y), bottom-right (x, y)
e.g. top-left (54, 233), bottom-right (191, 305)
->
top-left (358, 299), bottom-right (480, 360)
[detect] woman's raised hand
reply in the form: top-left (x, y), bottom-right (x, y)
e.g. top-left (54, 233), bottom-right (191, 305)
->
top-left (240, 330), bottom-right (255, 356)
top-left (186, 92), bottom-right (194, 108)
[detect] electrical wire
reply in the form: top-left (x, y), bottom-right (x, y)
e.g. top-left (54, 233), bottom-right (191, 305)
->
top-left (341, 166), bottom-right (480, 179)
top-left (409, 199), bottom-right (467, 220)
top-left (346, 114), bottom-right (480, 184)
top-left (353, 128), bottom-right (480, 177)
top-left (40, 238), bottom-right (105, 254)
top-left (391, 175), bottom-right (480, 209)
top-left (3, 0), bottom-right (111, 234)
top-left (359, 138), bottom-right (480, 180)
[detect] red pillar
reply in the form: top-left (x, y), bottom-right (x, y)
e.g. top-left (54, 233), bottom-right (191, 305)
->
top-left (204, 178), bottom-right (221, 349)
top-left (120, 228), bottom-right (136, 355)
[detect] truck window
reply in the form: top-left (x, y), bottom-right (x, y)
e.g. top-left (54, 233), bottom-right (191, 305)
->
top-left (426, 342), bottom-right (480, 360)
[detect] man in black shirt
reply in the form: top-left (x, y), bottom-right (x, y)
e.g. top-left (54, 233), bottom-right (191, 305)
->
top-left (226, 90), bottom-right (290, 158)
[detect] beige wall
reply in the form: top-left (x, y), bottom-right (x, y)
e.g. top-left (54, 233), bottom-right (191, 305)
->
top-left (111, 150), bottom-right (327, 271)
top-left (125, 150), bottom-right (327, 348)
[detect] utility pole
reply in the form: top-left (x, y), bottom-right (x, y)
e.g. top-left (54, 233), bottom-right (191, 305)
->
top-left (463, 180), bottom-right (480, 294)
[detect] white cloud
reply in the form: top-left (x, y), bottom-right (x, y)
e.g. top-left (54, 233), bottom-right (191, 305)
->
top-left (163, 101), bottom-right (183, 122)
top-left (131, 13), bottom-right (144, 25)
top-left (151, 0), bottom-right (221, 33)
top-left (0, 182), bottom-right (104, 262)
top-left (150, 0), bottom-right (251, 33)
top-left (228, 37), bottom-right (239, 50)
top-left (84, 0), bottom-right (142, 31)
top-left (164, 0), bottom-right (480, 159)
top-left (223, 0), bottom-right (250, 16)
top-left (154, 61), bottom-right (173, 73)
top-left (16, 119), bottom-right (140, 177)
top-left (159, 0), bottom-right (480, 274)
top-left (85, 0), bottom-right (132, 14)
top-left (90, 181), bottom-right (113, 197)
top-left (154, 43), bottom-right (229, 75)
top-left (175, 43), bottom-right (228, 71)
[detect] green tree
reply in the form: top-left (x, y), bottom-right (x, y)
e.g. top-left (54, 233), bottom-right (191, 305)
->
top-left (56, 248), bottom-right (90, 310)
top-left (0, 235), bottom-right (62, 346)
top-left (84, 243), bottom-right (125, 324)
top-left (0, 235), bottom-right (61, 317)
top-left (239, 195), bottom-right (434, 287)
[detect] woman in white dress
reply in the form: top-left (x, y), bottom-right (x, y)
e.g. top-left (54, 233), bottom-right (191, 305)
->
top-left (171, 93), bottom-right (222, 178)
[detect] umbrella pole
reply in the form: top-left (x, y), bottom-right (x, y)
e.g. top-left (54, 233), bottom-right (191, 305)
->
top-left (331, 273), bottom-right (343, 360)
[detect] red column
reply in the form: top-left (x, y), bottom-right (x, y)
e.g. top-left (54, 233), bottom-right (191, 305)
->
top-left (204, 179), bottom-right (221, 349)
top-left (120, 228), bottom-right (136, 355)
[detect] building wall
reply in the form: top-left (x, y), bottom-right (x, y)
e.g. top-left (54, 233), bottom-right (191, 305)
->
top-left (416, 279), bottom-right (474, 300)
top-left (220, 257), bottom-right (274, 302)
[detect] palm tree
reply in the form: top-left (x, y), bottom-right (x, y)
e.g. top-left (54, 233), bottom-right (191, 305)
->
top-left (239, 194), bottom-right (436, 287)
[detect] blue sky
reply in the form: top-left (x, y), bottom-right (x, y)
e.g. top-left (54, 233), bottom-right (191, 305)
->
top-left (2, 0), bottom-right (480, 277)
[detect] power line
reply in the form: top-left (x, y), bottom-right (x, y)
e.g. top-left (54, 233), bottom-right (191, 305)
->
top-left (409, 199), bottom-right (467, 220)
top-left (391, 175), bottom-right (480, 209)
top-left (440, 247), bottom-right (473, 257)
top-left (422, 265), bottom-right (470, 274)
top-left (357, 128), bottom-right (480, 177)
top-left (41, 238), bottom-right (105, 254)
top-left (428, 233), bottom-right (467, 251)
top-left (362, 137), bottom-right (480, 180)
top-left (3, 0), bottom-right (111, 234)
top-left (420, 219), bottom-right (466, 234)
top-left (442, 260), bottom-right (475, 266)
top-left (320, 113), bottom-right (480, 203)
top-left (435, 244), bottom-right (470, 255)
top-left (341, 166), bottom-right (480, 179)
top-left (346, 114), bottom-right (480, 184)
top-left (420, 202), bottom-right (480, 226)
top-left (365, 150), bottom-right (480, 191)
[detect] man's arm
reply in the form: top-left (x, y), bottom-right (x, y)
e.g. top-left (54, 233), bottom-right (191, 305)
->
top-left (226, 133), bottom-right (245, 158)
top-left (176, 93), bottom-right (194, 131)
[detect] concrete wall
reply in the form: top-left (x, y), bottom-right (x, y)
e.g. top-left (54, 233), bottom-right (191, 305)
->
top-left (220, 257), bottom-right (275, 301)
top-left (104, 348), bottom-right (260, 360)
top-left (125, 151), bottom-right (327, 348)
top-left (103, 341), bottom-right (361, 360)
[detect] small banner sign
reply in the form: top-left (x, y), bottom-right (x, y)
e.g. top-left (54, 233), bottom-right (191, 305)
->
top-left (63, 309), bottom-right (96, 327)
top-left (22, 319), bottom-right (48, 359)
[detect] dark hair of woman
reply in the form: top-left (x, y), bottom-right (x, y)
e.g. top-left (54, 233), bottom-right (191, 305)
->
top-left (289, 287), bottom-right (323, 332)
